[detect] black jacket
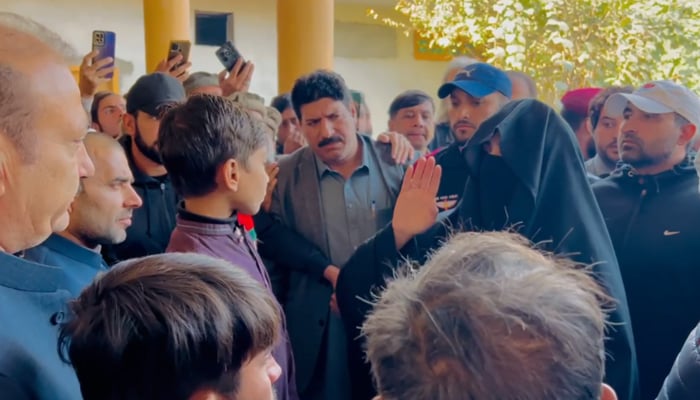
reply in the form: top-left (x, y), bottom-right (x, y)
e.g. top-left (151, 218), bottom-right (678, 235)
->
top-left (593, 161), bottom-right (700, 399)
top-left (102, 136), bottom-right (178, 264)
top-left (657, 322), bottom-right (700, 400)
top-left (337, 99), bottom-right (639, 400)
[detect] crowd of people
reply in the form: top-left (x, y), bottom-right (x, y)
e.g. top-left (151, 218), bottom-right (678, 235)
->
top-left (2, 10), bottom-right (700, 400)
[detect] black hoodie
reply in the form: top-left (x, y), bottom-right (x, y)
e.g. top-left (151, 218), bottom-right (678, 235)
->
top-left (337, 99), bottom-right (639, 400)
top-left (101, 136), bottom-right (178, 264)
top-left (593, 160), bottom-right (700, 399)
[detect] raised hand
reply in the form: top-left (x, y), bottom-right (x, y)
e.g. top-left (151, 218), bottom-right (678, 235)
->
top-left (392, 156), bottom-right (442, 249)
top-left (219, 58), bottom-right (255, 97)
top-left (79, 50), bottom-right (114, 97)
top-left (154, 54), bottom-right (192, 82)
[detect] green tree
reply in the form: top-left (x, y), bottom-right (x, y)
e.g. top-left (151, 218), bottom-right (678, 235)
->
top-left (370, 0), bottom-right (700, 104)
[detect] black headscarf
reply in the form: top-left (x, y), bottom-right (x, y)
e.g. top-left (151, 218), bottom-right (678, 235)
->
top-left (338, 99), bottom-right (639, 400)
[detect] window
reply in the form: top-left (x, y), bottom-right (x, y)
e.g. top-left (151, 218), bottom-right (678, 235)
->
top-left (195, 11), bottom-right (233, 46)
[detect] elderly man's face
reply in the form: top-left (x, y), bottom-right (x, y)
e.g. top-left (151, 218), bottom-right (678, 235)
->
top-left (1, 56), bottom-right (94, 250)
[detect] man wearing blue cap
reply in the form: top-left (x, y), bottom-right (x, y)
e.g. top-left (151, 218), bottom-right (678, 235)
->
top-left (432, 62), bottom-right (512, 211)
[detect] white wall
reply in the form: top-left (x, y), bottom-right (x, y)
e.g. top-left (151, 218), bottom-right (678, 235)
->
top-left (1, 0), bottom-right (450, 131)
top-left (0, 0), bottom-right (278, 101)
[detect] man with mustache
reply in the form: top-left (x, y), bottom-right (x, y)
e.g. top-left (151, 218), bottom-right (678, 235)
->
top-left (260, 70), bottom-right (410, 400)
top-left (432, 62), bottom-right (512, 211)
top-left (593, 80), bottom-right (700, 399)
top-left (101, 73), bottom-right (186, 263)
top-left (24, 132), bottom-right (142, 295)
top-left (585, 86), bottom-right (634, 178)
top-left (387, 90), bottom-right (435, 155)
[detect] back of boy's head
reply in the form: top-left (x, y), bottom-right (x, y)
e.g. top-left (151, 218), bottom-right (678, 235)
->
top-left (158, 94), bottom-right (269, 198)
top-left (59, 252), bottom-right (281, 400)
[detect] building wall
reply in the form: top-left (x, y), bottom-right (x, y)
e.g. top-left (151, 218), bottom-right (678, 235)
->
top-left (1, 1), bottom-right (451, 133)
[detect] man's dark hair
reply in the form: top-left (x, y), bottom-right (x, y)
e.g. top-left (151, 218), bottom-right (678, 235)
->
top-left (158, 94), bottom-right (269, 198)
top-left (89, 91), bottom-right (115, 126)
top-left (0, 64), bottom-right (35, 162)
top-left (58, 252), bottom-right (281, 400)
top-left (290, 70), bottom-right (351, 120)
top-left (364, 231), bottom-right (611, 400)
top-left (588, 86), bottom-right (634, 129)
top-left (388, 90), bottom-right (434, 119)
top-left (270, 92), bottom-right (293, 114)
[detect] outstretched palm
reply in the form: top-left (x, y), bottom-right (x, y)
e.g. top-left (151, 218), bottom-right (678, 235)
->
top-left (392, 157), bottom-right (442, 249)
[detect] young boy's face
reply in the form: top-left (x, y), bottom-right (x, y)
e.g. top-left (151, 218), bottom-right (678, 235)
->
top-left (235, 145), bottom-right (270, 215)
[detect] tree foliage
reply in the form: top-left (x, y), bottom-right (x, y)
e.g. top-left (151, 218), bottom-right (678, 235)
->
top-left (370, 0), bottom-right (700, 104)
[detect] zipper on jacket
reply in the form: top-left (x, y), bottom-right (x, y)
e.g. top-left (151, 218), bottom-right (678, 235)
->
top-left (621, 180), bottom-right (647, 251)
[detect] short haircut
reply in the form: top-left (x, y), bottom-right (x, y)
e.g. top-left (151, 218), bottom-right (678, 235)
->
top-left (506, 70), bottom-right (538, 98)
top-left (59, 252), bottom-right (281, 400)
top-left (588, 86), bottom-right (634, 129)
top-left (90, 91), bottom-right (116, 125)
top-left (364, 231), bottom-right (610, 400)
top-left (290, 70), bottom-right (351, 121)
top-left (388, 90), bottom-right (435, 118)
top-left (158, 94), bottom-right (269, 198)
top-left (270, 92), bottom-right (293, 114)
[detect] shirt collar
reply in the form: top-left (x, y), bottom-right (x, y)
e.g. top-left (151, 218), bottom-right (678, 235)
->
top-left (41, 234), bottom-right (108, 270)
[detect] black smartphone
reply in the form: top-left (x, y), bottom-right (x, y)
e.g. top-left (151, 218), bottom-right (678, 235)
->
top-left (168, 40), bottom-right (191, 70)
top-left (216, 41), bottom-right (244, 72)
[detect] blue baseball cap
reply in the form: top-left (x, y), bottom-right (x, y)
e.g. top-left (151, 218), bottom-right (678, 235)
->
top-left (437, 63), bottom-right (512, 99)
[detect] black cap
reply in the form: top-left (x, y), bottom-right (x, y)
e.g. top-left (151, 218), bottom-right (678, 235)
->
top-left (125, 73), bottom-right (186, 117)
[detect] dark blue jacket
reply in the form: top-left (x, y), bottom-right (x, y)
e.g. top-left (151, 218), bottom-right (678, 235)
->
top-left (0, 251), bottom-right (81, 399)
top-left (102, 136), bottom-right (178, 264)
top-left (24, 233), bottom-right (107, 296)
top-left (657, 322), bottom-right (700, 400)
top-left (593, 161), bottom-right (700, 399)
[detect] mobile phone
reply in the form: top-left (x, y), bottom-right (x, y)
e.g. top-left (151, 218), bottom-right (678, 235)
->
top-left (168, 40), bottom-right (191, 70)
top-left (91, 30), bottom-right (116, 79)
top-left (216, 41), bottom-right (245, 72)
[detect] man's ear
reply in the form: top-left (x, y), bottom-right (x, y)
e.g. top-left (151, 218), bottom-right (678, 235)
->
top-left (600, 383), bottom-right (617, 400)
top-left (121, 113), bottom-right (136, 137)
top-left (219, 158), bottom-right (240, 192)
top-left (679, 123), bottom-right (697, 146)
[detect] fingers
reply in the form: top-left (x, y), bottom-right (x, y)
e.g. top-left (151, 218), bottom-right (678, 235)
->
top-left (166, 54), bottom-right (183, 70)
top-left (413, 156), bottom-right (429, 182)
top-left (376, 132), bottom-right (390, 143)
top-left (92, 56), bottom-right (114, 70)
top-left (95, 66), bottom-right (115, 80)
top-left (230, 57), bottom-right (245, 75)
top-left (428, 164), bottom-right (442, 195)
top-left (400, 164), bottom-right (416, 191)
top-left (218, 69), bottom-right (228, 83)
top-left (82, 50), bottom-right (98, 66)
top-left (241, 61), bottom-right (254, 79)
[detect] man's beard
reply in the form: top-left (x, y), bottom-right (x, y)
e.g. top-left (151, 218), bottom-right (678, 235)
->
top-left (134, 124), bottom-right (162, 165)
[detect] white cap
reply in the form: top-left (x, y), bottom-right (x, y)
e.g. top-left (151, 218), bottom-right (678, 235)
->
top-left (605, 80), bottom-right (700, 127)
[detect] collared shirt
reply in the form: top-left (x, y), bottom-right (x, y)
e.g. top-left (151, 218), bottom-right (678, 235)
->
top-left (24, 233), bottom-right (108, 296)
top-left (313, 139), bottom-right (393, 266)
